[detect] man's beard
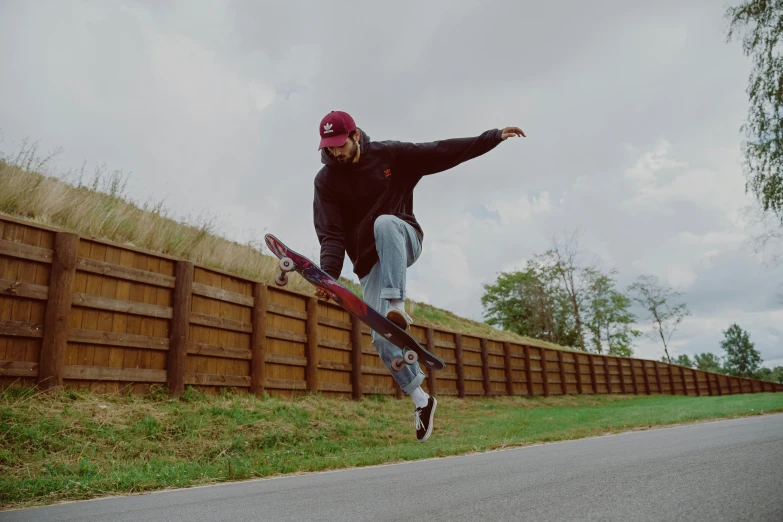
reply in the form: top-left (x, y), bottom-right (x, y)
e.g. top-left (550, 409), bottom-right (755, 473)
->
top-left (335, 139), bottom-right (358, 163)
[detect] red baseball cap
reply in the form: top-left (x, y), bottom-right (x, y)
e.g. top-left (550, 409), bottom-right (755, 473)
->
top-left (318, 110), bottom-right (356, 150)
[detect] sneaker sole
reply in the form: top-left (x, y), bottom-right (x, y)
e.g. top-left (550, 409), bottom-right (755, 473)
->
top-left (418, 398), bottom-right (437, 443)
top-left (386, 309), bottom-right (410, 330)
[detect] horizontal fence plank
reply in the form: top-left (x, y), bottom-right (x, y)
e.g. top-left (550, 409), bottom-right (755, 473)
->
top-left (77, 257), bottom-right (175, 288)
top-left (319, 360), bottom-right (351, 371)
top-left (192, 283), bottom-right (253, 306)
top-left (0, 279), bottom-right (49, 300)
top-left (268, 303), bottom-right (307, 320)
top-left (190, 313), bottom-right (252, 333)
top-left (265, 378), bottom-right (306, 390)
top-left (72, 293), bottom-right (173, 319)
top-left (68, 328), bottom-right (170, 351)
top-left (434, 340), bottom-right (456, 349)
top-left (267, 327), bottom-right (307, 343)
top-left (319, 338), bottom-right (349, 350)
top-left (266, 353), bottom-right (307, 367)
top-left (437, 372), bottom-right (459, 380)
top-left (361, 385), bottom-right (395, 395)
top-left (0, 360), bottom-right (38, 377)
top-left (319, 382), bottom-right (352, 393)
top-left (184, 373), bottom-right (250, 387)
top-left (361, 365), bottom-right (391, 376)
top-left (63, 366), bottom-right (167, 383)
top-left (0, 319), bottom-right (44, 338)
top-left (186, 342), bottom-right (251, 360)
top-left (0, 239), bottom-right (52, 263)
top-left (317, 315), bottom-right (352, 331)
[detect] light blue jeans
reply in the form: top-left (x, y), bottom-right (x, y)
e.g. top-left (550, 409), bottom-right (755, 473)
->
top-left (360, 215), bottom-right (425, 394)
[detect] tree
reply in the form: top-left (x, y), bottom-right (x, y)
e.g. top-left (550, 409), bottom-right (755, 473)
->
top-left (753, 366), bottom-right (783, 382)
top-left (537, 230), bottom-right (590, 351)
top-left (662, 354), bottom-right (694, 368)
top-left (482, 229), bottom-right (642, 356)
top-left (725, 1), bottom-right (783, 221)
top-left (481, 263), bottom-right (579, 347)
top-left (720, 323), bottom-right (763, 377)
top-left (627, 274), bottom-right (691, 364)
top-left (585, 271), bottom-right (640, 357)
top-left (693, 352), bottom-right (725, 374)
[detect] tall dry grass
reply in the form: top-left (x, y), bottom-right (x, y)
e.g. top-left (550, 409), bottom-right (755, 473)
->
top-left (0, 138), bottom-right (567, 348)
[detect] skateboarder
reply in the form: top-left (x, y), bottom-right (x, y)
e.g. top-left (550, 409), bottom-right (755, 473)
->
top-left (312, 110), bottom-right (525, 442)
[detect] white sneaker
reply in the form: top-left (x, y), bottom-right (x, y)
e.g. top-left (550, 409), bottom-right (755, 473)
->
top-left (386, 306), bottom-right (413, 330)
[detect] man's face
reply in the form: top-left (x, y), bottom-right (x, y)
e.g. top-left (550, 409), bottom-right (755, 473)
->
top-left (327, 132), bottom-right (359, 163)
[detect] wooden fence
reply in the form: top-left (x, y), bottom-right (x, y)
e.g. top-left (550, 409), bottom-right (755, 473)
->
top-left (1, 215), bottom-right (781, 398)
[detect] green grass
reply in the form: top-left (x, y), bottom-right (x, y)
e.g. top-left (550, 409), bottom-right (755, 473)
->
top-left (1, 386), bottom-right (781, 510)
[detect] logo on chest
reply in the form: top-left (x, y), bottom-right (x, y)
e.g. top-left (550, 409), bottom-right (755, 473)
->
top-left (384, 168), bottom-right (392, 178)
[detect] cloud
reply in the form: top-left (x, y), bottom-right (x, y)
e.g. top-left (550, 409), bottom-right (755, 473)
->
top-left (621, 138), bottom-right (748, 217)
top-left (486, 191), bottom-right (553, 225)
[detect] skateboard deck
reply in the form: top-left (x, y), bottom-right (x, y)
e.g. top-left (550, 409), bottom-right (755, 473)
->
top-left (264, 233), bottom-right (445, 371)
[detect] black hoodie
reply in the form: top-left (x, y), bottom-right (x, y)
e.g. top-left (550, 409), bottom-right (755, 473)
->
top-left (313, 127), bottom-right (504, 280)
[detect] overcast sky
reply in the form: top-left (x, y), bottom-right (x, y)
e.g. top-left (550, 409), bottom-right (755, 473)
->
top-left (2, 0), bottom-right (781, 369)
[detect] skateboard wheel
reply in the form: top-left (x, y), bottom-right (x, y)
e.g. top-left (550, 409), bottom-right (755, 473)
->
top-left (391, 358), bottom-right (404, 372)
top-left (403, 349), bottom-right (418, 365)
top-left (275, 271), bottom-right (288, 286)
top-left (279, 257), bottom-right (295, 272)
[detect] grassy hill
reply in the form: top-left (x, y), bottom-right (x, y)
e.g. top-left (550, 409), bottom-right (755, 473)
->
top-left (0, 144), bottom-right (570, 350)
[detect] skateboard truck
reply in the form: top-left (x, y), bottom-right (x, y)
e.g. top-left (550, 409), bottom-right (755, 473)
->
top-left (392, 349), bottom-right (419, 371)
top-left (276, 257), bottom-right (296, 286)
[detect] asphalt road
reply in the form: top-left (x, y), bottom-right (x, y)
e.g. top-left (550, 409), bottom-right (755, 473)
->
top-left (3, 414), bottom-right (782, 521)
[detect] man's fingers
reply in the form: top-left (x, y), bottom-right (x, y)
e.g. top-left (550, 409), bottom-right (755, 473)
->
top-left (501, 126), bottom-right (526, 139)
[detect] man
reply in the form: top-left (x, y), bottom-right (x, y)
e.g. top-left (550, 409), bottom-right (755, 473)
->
top-left (312, 110), bottom-right (524, 442)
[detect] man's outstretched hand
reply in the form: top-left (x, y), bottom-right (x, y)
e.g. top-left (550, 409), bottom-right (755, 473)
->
top-left (315, 288), bottom-right (330, 302)
top-left (501, 127), bottom-right (525, 140)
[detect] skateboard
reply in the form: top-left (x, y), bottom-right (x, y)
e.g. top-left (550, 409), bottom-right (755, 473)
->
top-left (264, 233), bottom-right (445, 372)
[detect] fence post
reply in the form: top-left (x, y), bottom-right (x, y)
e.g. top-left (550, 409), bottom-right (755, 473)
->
top-left (480, 338), bottom-right (490, 396)
top-left (630, 360), bottom-right (639, 395)
top-left (305, 297), bottom-right (319, 394)
top-left (705, 371), bottom-right (713, 396)
top-left (425, 328), bottom-right (437, 397)
top-left (557, 350), bottom-right (567, 395)
top-left (524, 345), bottom-right (534, 397)
top-left (166, 260), bottom-right (193, 396)
top-left (38, 232), bottom-right (79, 392)
top-left (503, 342), bottom-right (514, 396)
top-left (250, 283), bottom-right (268, 397)
top-left (540, 347), bottom-right (550, 397)
top-left (454, 333), bottom-right (465, 398)
top-left (680, 366), bottom-right (688, 395)
top-left (588, 354), bottom-right (598, 394)
top-left (350, 315), bottom-right (363, 400)
top-left (603, 356), bottom-right (611, 394)
top-left (693, 370), bottom-right (701, 396)
top-left (574, 353), bottom-right (584, 394)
